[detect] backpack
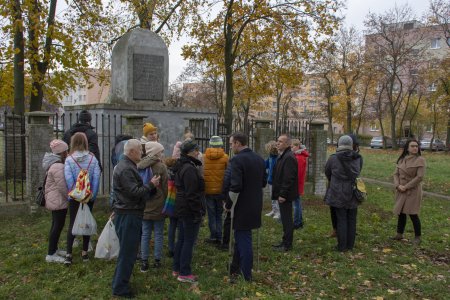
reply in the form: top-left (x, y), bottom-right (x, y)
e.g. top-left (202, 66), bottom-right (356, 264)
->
top-left (68, 154), bottom-right (94, 203)
top-left (35, 173), bottom-right (48, 207)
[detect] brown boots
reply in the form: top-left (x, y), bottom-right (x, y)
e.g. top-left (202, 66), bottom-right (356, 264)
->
top-left (391, 233), bottom-right (421, 245)
top-left (391, 233), bottom-right (404, 240)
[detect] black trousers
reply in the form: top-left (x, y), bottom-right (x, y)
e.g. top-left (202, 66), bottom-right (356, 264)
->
top-left (48, 209), bottom-right (67, 255)
top-left (330, 206), bottom-right (337, 230)
top-left (67, 200), bottom-right (94, 255)
top-left (335, 207), bottom-right (357, 251)
top-left (279, 200), bottom-right (293, 248)
top-left (222, 211), bottom-right (231, 246)
top-left (397, 213), bottom-right (421, 237)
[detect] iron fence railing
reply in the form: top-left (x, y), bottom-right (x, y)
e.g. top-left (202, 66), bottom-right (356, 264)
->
top-left (1, 110), bottom-right (311, 203)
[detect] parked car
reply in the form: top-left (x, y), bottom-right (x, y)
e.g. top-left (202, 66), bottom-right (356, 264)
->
top-left (397, 137), bottom-right (409, 148)
top-left (420, 138), bottom-right (446, 151)
top-left (327, 137), bottom-right (338, 145)
top-left (370, 136), bottom-right (393, 149)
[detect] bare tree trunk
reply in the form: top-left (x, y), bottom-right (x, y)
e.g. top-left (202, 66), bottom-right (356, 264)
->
top-left (28, 0), bottom-right (58, 111)
top-left (408, 94), bottom-right (422, 138)
top-left (275, 82), bottom-right (284, 137)
top-left (224, 3), bottom-right (235, 135)
top-left (12, 0), bottom-right (25, 115)
top-left (377, 87), bottom-right (386, 148)
top-left (346, 95), bottom-right (352, 133)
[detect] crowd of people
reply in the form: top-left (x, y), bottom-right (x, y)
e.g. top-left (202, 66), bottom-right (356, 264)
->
top-left (41, 110), bottom-right (427, 298)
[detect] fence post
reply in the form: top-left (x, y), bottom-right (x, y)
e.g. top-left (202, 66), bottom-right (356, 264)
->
top-left (122, 114), bottom-right (147, 139)
top-left (254, 120), bottom-right (274, 157)
top-left (309, 121), bottom-right (328, 196)
top-left (26, 112), bottom-right (54, 213)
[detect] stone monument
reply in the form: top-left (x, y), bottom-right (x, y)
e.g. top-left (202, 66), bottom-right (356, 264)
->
top-left (109, 28), bottom-right (169, 105)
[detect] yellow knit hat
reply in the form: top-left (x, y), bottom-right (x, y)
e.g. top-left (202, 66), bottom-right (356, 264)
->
top-left (143, 122), bottom-right (157, 136)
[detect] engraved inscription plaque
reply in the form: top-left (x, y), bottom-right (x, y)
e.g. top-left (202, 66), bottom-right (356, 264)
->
top-left (133, 54), bottom-right (164, 101)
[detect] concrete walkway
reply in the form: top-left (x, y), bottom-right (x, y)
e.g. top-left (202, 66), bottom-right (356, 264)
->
top-left (362, 177), bottom-right (450, 201)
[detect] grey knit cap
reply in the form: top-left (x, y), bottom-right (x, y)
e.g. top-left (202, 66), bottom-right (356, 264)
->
top-left (337, 135), bottom-right (353, 152)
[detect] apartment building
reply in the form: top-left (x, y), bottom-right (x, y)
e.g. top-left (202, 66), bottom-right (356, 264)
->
top-left (61, 69), bottom-right (110, 107)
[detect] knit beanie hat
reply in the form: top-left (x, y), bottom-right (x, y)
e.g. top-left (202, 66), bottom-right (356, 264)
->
top-left (145, 141), bottom-right (164, 157)
top-left (79, 110), bottom-right (92, 123)
top-left (209, 135), bottom-right (223, 148)
top-left (143, 122), bottom-right (157, 136)
top-left (50, 139), bottom-right (68, 154)
top-left (181, 139), bottom-right (199, 155)
top-left (337, 135), bottom-right (353, 152)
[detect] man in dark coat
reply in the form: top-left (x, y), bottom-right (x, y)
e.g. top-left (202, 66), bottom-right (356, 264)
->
top-left (63, 110), bottom-right (102, 170)
top-left (272, 134), bottom-right (298, 252)
top-left (225, 132), bottom-right (266, 282)
top-left (112, 139), bottom-right (159, 297)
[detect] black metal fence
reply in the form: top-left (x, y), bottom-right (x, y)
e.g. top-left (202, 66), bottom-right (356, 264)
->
top-left (189, 117), bottom-right (310, 155)
top-left (0, 111), bottom-right (26, 203)
top-left (1, 110), bottom-right (310, 203)
top-left (52, 112), bottom-right (124, 197)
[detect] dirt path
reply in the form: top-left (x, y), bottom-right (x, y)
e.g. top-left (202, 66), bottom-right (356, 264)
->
top-left (362, 177), bottom-right (450, 201)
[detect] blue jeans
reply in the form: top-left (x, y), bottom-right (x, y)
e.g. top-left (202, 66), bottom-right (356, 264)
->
top-left (206, 195), bottom-right (223, 240)
top-left (293, 196), bottom-right (303, 227)
top-left (230, 230), bottom-right (253, 281)
top-left (112, 214), bottom-right (142, 296)
top-left (168, 217), bottom-right (178, 252)
top-left (172, 217), bottom-right (200, 276)
top-left (141, 219), bottom-right (165, 261)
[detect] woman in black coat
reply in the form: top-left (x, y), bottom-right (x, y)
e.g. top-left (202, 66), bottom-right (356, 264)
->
top-left (324, 135), bottom-right (362, 252)
top-left (172, 140), bottom-right (205, 283)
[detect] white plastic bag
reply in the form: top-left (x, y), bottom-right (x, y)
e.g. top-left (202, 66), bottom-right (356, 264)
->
top-left (72, 204), bottom-right (97, 236)
top-left (95, 218), bottom-right (120, 260)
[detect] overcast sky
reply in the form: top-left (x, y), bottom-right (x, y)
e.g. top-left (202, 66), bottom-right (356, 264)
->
top-left (167, 0), bottom-right (430, 83)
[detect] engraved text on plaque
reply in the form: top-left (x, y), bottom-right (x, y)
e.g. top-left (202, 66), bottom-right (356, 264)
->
top-left (133, 54), bottom-right (164, 101)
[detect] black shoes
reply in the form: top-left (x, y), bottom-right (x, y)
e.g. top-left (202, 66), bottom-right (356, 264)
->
top-left (82, 253), bottom-right (89, 262)
top-left (205, 238), bottom-right (220, 245)
top-left (274, 245), bottom-right (292, 252)
top-left (217, 243), bottom-right (229, 251)
top-left (113, 292), bottom-right (135, 298)
top-left (294, 222), bottom-right (304, 230)
top-left (272, 242), bottom-right (292, 252)
top-left (64, 255), bottom-right (72, 266)
top-left (140, 260), bottom-right (149, 273)
top-left (167, 250), bottom-right (174, 258)
top-left (153, 259), bottom-right (161, 268)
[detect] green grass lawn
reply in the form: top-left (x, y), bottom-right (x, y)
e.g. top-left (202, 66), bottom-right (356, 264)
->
top-left (339, 148), bottom-right (450, 196)
top-left (0, 185), bottom-right (449, 299)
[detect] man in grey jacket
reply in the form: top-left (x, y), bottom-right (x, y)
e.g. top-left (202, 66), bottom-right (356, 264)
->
top-left (112, 139), bottom-right (160, 298)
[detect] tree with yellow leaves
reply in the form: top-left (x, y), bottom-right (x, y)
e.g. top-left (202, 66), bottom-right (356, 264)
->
top-left (183, 0), bottom-right (342, 133)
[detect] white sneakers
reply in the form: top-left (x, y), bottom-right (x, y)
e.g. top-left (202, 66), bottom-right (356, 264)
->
top-left (273, 214), bottom-right (281, 220)
top-left (45, 254), bottom-right (65, 263)
top-left (45, 249), bottom-right (67, 263)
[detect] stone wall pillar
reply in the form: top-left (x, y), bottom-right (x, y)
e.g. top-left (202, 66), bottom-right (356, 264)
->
top-left (254, 120), bottom-right (275, 157)
top-left (26, 112), bottom-right (54, 213)
top-left (309, 121), bottom-right (328, 196)
top-left (122, 114), bottom-right (147, 139)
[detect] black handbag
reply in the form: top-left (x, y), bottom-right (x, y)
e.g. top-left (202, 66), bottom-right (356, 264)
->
top-left (35, 174), bottom-right (48, 207)
top-left (336, 156), bottom-right (367, 203)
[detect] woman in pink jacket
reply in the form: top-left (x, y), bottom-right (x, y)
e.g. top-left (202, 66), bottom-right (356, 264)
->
top-left (42, 139), bottom-right (69, 263)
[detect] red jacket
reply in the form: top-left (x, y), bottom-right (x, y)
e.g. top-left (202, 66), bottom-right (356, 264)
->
top-left (294, 149), bottom-right (309, 195)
